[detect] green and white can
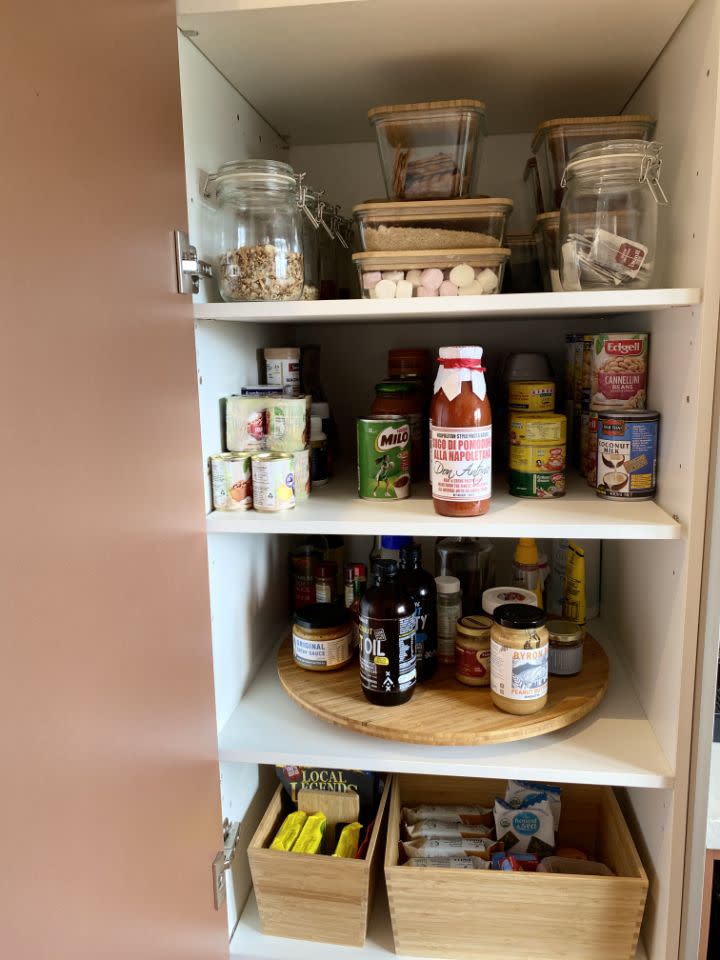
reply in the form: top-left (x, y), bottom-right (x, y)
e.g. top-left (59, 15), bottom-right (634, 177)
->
top-left (508, 469), bottom-right (566, 499)
top-left (356, 415), bottom-right (411, 500)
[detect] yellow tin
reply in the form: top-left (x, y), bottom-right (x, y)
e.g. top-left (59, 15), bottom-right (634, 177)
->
top-left (509, 442), bottom-right (566, 474)
top-left (509, 412), bottom-right (567, 445)
top-left (508, 380), bottom-right (555, 412)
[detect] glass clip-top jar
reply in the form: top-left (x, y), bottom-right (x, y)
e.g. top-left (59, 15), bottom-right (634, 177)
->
top-left (205, 159), bottom-right (315, 302)
top-left (296, 174), bottom-right (321, 301)
top-left (559, 140), bottom-right (670, 291)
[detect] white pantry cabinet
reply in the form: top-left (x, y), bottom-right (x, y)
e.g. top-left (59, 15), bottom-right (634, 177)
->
top-left (2, 1), bottom-right (720, 960)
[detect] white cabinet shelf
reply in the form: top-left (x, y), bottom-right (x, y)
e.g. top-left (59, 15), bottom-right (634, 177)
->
top-left (218, 624), bottom-right (673, 789)
top-left (194, 288), bottom-right (701, 325)
top-left (231, 886), bottom-right (648, 960)
top-left (206, 470), bottom-right (682, 540)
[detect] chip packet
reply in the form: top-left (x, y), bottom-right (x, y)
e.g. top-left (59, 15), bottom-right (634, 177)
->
top-left (332, 821), bottom-right (363, 859)
top-left (493, 797), bottom-right (555, 857)
top-left (270, 810), bottom-right (308, 851)
top-left (505, 779), bottom-right (562, 831)
top-left (292, 811), bottom-right (326, 854)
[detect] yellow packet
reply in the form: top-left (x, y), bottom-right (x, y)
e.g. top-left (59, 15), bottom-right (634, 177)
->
top-left (332, 821), bottom-right (363, 859)
top-left (292, 812), bottom-right (326, 854)
top-left (270, 810), bottom-right (308, 851)
top-left (563, 542), bottom-right (586, 627)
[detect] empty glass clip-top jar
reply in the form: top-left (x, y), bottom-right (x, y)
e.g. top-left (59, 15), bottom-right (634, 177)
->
top-left (207, 159), bottom-right (306, 302)
top-left (559, 140), bottom-right (669, 291)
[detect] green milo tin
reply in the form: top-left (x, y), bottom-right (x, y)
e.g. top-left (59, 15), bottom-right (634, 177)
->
top-left (509, 469), bottom-right (566, 499)
top-left (357, 416), bottom-right (412, 500)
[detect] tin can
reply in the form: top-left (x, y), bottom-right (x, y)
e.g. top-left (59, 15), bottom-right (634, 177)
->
top-left (586, 411), bottom-right (599, 487)
top-left (509, 469), bottom-right (566, 498)
top-left (357, 415), bottom-right (411, 500)
top-left (251, 453), bottom-right (296, 512)
top-left (509, 412), bottom-right (567, 446)
top-left (508, 380), bottom-right (555, 412)
top-left (210, 452), bottom-right (253, 510)
top-left (596, 411), bottom-right (659, 500)
top-left (292, 448), bottom-right (311, 502)
top-left (265, 396), bottom-right (310, 453)
top-left (591, 333), bottom-right (649, 412)
top-left (509, 443), bottom-right (566, 474)
top-left (225, 395), bottom-right (268, 451)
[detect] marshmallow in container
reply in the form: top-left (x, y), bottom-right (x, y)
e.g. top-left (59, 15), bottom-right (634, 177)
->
top-left (355, 249), bottom-right (509, 300)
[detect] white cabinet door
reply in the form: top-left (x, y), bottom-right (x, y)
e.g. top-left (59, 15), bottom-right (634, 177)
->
top-left (0, 3), bottom-right (226, 959)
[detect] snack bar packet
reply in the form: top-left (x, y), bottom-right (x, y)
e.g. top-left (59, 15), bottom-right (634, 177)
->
top-left (491, 851), bottom-right (540, 872)
top-left (404, 819), bottom-right (492, 841)
top-left (401, 837), bottom-right (501, 861)
top-left (494, 797), bottom-right (555, 857)
top-left (404, 856), bottom-right (491, 869)
top-left (270, 810), bottom-right (308, 851)
top-left (292, 811), bottom-right (326, 854)
top-left (402, 804), bottom-right (493, 826)
top-left (505, 779), bottom-right (562, 831)
top-left (332, 821), bottom-right (363, 859)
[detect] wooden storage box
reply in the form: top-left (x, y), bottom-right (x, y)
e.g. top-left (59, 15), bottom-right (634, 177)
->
top-left (385, 774), bottom-right (648, 960)
top-left (248, 774), bottom-right (391, 947)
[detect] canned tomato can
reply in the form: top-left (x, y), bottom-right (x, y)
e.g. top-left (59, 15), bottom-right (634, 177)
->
top-left (508, 380), bottom-right (555, 412)
top-left (509, 469), bottom-right (566, 498)
top-left (210, 452), bottom-right (253, 511)
top-left (357, 415), bottom-right (411, 500)
top-left (509, 412), bottom-right (567, 446)
top-left (251, 453), bottom-right (296, 512)
top-left (509, 443), bottom-right (566, 474)
top-left (596, 411), bottom-right (659, 500)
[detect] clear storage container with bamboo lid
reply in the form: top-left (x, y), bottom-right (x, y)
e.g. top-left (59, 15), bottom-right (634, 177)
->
top-left (353, 198), bottom-right (513, 252)
top-left (353, 248), bottom-right (509, 299)
top-left (368, 100), bottom-right (488, 200)
top-left (531, 114), bottom-right (656, 210)
top-left (534, 211), bottom-right (561, 292)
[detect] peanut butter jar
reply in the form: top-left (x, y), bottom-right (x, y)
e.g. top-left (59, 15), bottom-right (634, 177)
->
top-left (490, 604), bottom-right (548, 715)
top-left (455, 615), bottom-right (492, 686)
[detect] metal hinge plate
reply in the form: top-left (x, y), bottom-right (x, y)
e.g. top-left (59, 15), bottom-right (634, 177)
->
top-left (212, 818), bottom-right (241, 910)
top-left (174, 229), bottom-right (213, 295)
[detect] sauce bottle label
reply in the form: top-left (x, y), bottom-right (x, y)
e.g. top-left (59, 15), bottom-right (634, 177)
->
top-left (430, 425), bottom-right (492, 501)
top-left (359, 614), bottom-right (416, 695)
top-left (490, 639), bottom-right (548, 701)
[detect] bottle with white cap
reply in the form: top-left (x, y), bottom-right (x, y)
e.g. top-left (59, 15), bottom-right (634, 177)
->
top-left (309, 416), bottom-right (329, 486)
top-left (435, 575), bottom-right (462, 664)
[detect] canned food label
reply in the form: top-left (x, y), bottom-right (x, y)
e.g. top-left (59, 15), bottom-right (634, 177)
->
top-left (509, 415), bottom-right (566, 445)
top-left (591, 334), bottom-right (648, 411)
top-left (292, 630), bottom-right (352, 668)
top-left (359, 615), bottom-right (416, 694)
top-left (430, 425), bottom-right (492, 502)
top-left (252, 457), bottom-right (295, 511)
top-left (357, 418), bottom-right (411, 499)
top-left (456, 643), bottom-right (490, 680)
top-left (509, 444), bottom-right (566, 474)
top-left (210, 455), bottom-right (252, 511)
top-left (509, 470), bottom-right (566, 498)
top-left (490, 640), bottom-right (548, 701)
top-left (267, 358), bottom-right (300, 391)
top-left (597, 416), bottom-right (658, 498)
top-left (508, 382), bottom-right (555, 412)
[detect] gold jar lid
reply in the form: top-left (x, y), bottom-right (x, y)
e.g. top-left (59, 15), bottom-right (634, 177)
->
top-left (457, 614), bottom-right (493, 638)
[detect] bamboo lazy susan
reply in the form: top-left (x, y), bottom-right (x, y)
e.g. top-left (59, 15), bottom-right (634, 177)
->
top-left (277, 633), bottom-right (609, 746)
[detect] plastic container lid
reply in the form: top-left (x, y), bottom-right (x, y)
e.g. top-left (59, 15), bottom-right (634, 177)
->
top-left (503, 353), bottom-right (554, 383)
top-left (531, 115), bottom-right (655, 152)
top-left (493, 603), bottom-right (546, 629)
top-left (381, 536), bottom-right (413, 550)
top-left (352, 248), bottom-right (510, 271)
top-left (265, 346), bottom-right (300, 359)
top-left (514, 538), bottom-right (539, 566)
top-left (482, 587), bottom-right (537, 616)
top-left (353, 198), bottom-right (513, 221)
top-left (457, 614), bottom-right (494, 637)
top-left (436, 575), bottom-right (461, 595)
top-left (294, 603), bottom-right (351, 630)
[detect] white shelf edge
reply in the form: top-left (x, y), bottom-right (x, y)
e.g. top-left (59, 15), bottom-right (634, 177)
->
top-left (231, 884), bottom-right (649, 960)
top-left (194, 288), bottom-right (702, 324)
top-left (206, 472), bottom-right (682, 541)
top-left (217, 622), bottom-right (674, 789)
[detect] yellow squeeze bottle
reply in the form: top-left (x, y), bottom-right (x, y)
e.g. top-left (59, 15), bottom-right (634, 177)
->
top-left (512, 538), bottom-right (543, 608)
top-left (563, 542), bottom-right (586, 628)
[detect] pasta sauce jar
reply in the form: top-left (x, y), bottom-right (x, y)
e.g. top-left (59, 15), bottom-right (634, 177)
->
top-left (430, 346), bottom-right (492, 517)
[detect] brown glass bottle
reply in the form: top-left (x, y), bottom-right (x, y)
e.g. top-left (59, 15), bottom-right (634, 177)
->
top-left (398, 543), bottom-right (437, 682)
top-left (359, 559), bottom-right (417, 706)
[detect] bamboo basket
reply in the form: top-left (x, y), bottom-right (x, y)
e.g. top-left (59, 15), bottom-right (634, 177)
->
top-left (385, 774), bottom-right (648, 960)
top-left (248, 774), bottom-right (391, 946)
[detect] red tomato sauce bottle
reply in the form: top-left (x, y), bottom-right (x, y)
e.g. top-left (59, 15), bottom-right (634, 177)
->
top-left (430, 346), bottom-right (492, 517)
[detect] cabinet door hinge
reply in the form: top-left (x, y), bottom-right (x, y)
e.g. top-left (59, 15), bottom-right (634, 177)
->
top-left (174, 229), bottom-right (213, 295)
top-left (211, 818), bottom-right (241, 910)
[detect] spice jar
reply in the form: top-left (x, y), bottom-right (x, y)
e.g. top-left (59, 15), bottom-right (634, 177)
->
top-left (436, 575), bottom-right (462, 664)
top-left (490, 604), bottom-right (548, 716)
top-left (455, 615), bottom-right (492, 686)
top-left (314, 561), bottom-right (337, 603)
top-left (292, 603), bottom-right (353, 672)
top-left (547, 619), bottom-right (584, 676)
top-left (208, 159), bottom-right (307, 302)
top-left (372, 380), bottom-right (425, 475)
top-left (560, 140), bottom-right (669, 291)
